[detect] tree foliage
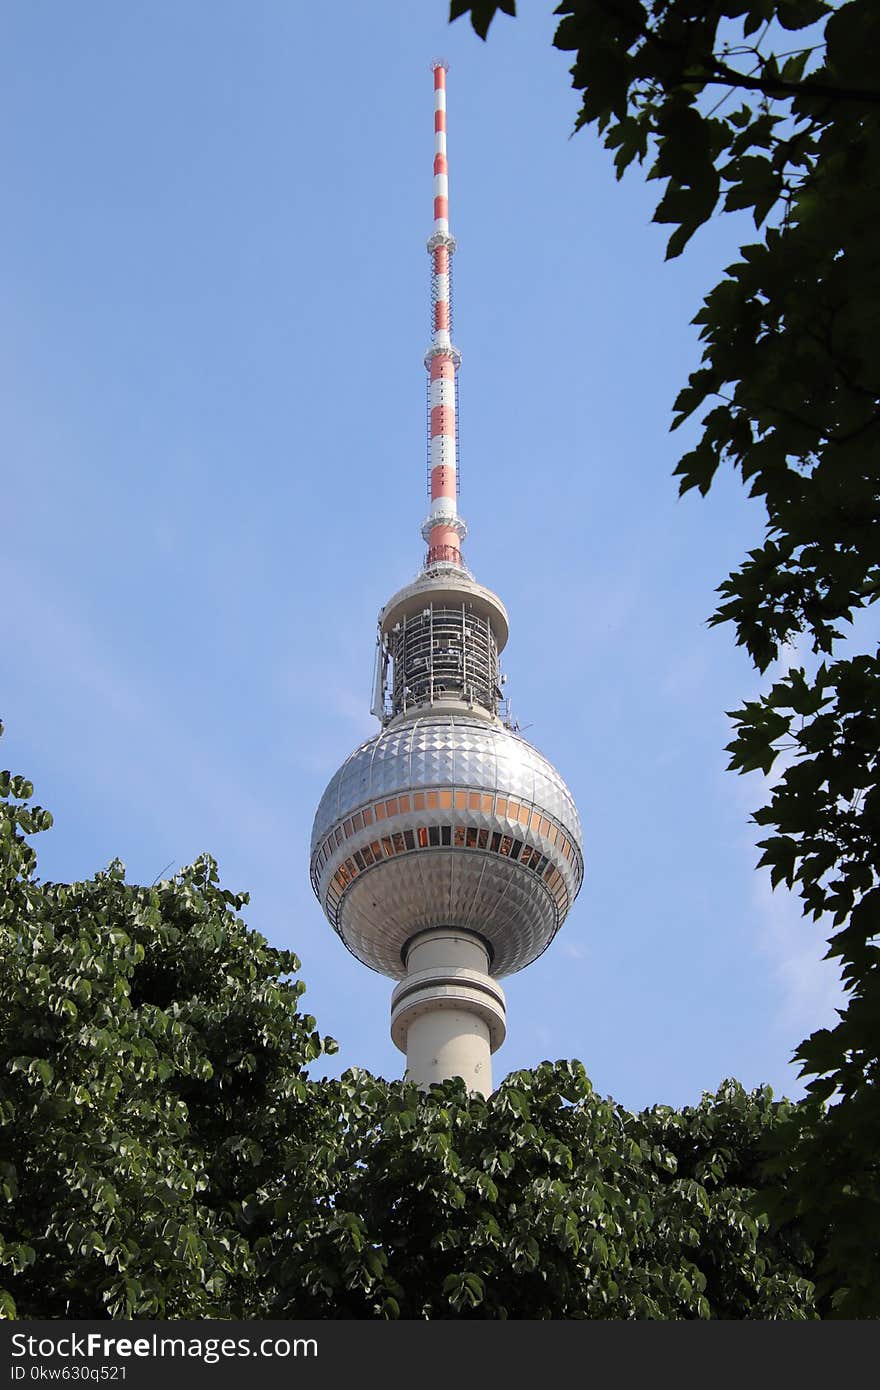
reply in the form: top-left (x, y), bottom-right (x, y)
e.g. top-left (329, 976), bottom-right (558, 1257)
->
top-left (265, 1065), bottom-right (817, 1318)
top-left (451, 0), bottom-right (880, 1315)
top-left (1, 742), bottom-right (819, 1318)
top-left (0, 734), bottom-right (336, 1318)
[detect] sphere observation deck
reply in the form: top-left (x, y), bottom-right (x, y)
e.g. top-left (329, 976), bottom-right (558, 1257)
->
top-left (310, 573), bottom-right (584, 981)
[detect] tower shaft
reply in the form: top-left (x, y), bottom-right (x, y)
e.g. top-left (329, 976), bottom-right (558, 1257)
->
top-left (391, 930), bottom-right (505, 1097)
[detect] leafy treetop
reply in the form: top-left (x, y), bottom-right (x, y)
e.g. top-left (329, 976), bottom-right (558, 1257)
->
top-left (451, 0), bottom-right (879, 1315)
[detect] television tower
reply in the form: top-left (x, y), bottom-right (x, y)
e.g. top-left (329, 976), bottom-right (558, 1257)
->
top-left (310, 66), bottom-right (583, 1095)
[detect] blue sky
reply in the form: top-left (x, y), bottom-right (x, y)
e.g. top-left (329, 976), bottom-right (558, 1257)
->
top-left (1, 1), bottom-right (842, 1110)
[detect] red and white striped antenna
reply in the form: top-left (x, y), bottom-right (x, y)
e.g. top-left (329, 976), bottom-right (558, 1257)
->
top-left (422, 62), bottom-right (466, 570)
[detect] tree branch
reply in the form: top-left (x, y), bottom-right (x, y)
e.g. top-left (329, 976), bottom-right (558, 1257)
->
top-left (698, 56), bottom-right (880, 106)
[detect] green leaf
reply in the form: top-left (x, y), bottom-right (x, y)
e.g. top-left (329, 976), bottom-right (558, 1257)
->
top-left (449, 0), bottom-right (515, 40)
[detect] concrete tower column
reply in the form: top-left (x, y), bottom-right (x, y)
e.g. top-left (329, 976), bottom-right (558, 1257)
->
top-left (390, 930), bottom-right (506, 1096)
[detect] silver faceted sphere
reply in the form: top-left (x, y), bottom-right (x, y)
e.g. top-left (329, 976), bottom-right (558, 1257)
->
top-left (310, 713), bottom-right (584, 979)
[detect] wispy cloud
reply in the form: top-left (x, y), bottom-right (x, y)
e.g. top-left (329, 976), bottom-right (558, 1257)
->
top-left (0, 574), bottom-right (149, 724)
top-left (0, 567), bottom-right (295, 868)
top-left (660, 648), bottom-right (709, 699)
top-left (274, 670), bottom-right (374, 777)
top-left (723, 751), bottom-right (844, 1050)
top-left (752, 871), bottom-right (843, 1042)
top-left (561, 941), bottom-right (589, 962)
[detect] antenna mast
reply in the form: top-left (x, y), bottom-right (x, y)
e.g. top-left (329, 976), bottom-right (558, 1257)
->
top-left (422, 62), bottom-right (466, 570)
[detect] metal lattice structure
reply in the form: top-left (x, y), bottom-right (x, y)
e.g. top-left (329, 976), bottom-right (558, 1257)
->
top-left (388, 605), bottom-right (499, 716)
